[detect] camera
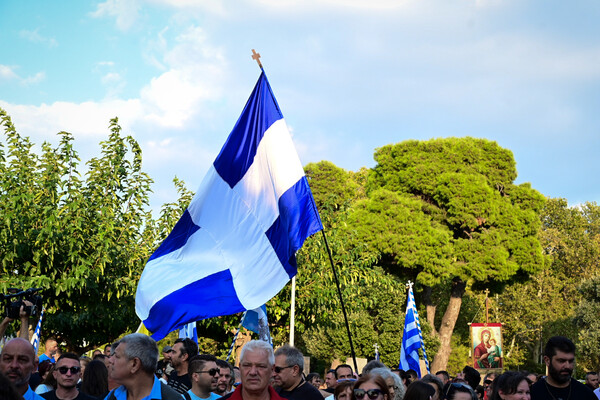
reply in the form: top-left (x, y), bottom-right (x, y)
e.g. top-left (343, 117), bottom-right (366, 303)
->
top-left (2, 288), bottom-right (43, 318)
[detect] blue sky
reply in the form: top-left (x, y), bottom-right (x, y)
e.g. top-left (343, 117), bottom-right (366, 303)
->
top-left (1, 0), bottom-right (599, 211)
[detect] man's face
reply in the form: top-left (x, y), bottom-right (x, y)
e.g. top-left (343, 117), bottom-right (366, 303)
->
top-left (436, 373), bottom-right (448, 385)
top-left (171, 343), bottom-right (186, 369)
top-left (272, 355), bottom-right (299, 390)
top-left (239, 350), bottom-right (271, 393)
top-left (545, 350), bottom-right (575, 385)
top-left (163, 350), bottom-right (173, 363)
top-left (54, 358), bottom-right (81, 390)
top-left (587, 373), bottom-right (599, 388)
top-left (216, 367), bottom-right (232, 394)
top-left (109, 343), bottom-right (132, 382)
top-left (325, 372), bottom-right (336, 388)
top-left (336, 367), bottom-right (353, 380)
top-left (104, 346), bottom-right (111, 356)
top-left (47, 340), bottom-right (58, 355)
top-left (0, 338), bottom-right (37, 388)
top-left (193, 360), bottom-right (219, 391)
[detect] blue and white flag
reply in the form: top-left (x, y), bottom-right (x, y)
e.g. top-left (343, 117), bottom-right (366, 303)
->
top-left (179, 321), bottom-right (198, 343)
top-left (135, 72), bottom-right (323, 340)
top-left (399, 283), bottom-right (429, 377)
top-left (31, 307), bottom-right (45, 353)
top-left (242, 305), bottom-right (272, 344)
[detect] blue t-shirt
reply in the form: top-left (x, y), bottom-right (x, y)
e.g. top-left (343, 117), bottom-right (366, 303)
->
top-left (25, 387), bottom-right (46, 400)
top-left (186, 390), bottom-right (221, 400)
top-left (38, 354), bottom-right (55, 364)
top-left (107, 376), bottom-right (163, 400)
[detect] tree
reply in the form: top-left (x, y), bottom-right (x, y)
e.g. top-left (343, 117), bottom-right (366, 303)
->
top-left (0, 109), bottom-right (154, 352)
top-left (348, 138), bottom-right (546, 370)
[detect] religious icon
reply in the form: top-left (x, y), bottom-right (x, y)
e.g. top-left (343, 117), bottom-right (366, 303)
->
top-left (471, 323), bottom-right (502, 370)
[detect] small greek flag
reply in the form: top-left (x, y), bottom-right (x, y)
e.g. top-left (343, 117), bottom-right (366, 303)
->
top-left (31, 307), bottom-right (45, 353)
top-left (399, 283), bottom-right (429, 377)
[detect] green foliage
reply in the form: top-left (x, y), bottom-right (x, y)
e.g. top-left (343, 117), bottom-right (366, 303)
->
top-left (575, 276), bottom-right (600, 371)
top-left (363, 138), bottom-right (545, 287)
top-left (0, 109), bottom-right (153, 352)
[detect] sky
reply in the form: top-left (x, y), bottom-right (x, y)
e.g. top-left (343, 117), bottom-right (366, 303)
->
top-left (1, 0), bottom-right (599, 212)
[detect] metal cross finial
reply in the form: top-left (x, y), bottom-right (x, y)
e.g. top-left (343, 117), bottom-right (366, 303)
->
top-left (251, 49), bottom-right (263, 69)
top-left (406, 280), bottom-right (414, 289)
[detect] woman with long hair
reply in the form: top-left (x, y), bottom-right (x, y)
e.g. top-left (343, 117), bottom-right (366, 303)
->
top-left (34, 361), bottom-right (56, 394)
top-left (80, 359), bottom-right (109, 398)
top-left (353, 374), bottom-right (391, 400)
top-left (488, 371), bottom-right (530, 400)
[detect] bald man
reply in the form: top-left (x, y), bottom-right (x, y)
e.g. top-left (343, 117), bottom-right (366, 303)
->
top-left (1, 337), bottom-right (45, 400)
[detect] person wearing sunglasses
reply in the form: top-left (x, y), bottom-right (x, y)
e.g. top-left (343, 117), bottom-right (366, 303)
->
top-left (272, 345), bottom-right (323, 400)
top-left (186, 355), bottom-right (221, 400)
top-left (443, 382), bottom-right (478, 400)
top-left (352, 374), bottom-right (390, 400)
top-left (41, 353), bottom-right (95, 400)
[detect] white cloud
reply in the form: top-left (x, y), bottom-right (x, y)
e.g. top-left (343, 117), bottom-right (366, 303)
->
top-left (0, 65), bottom-right (19, 81)
top-left (0, 65), bottom-right (45, 85)
top-left (139, 25), bottom-right (228, 127)
top-left (19, 29), bottom-right (58, 48)
top-left (23, 72), bottom-right (46, 85)
top-left (0, 99), bottom-right (144, 140)
top-left (90, 0), bottom-right (141, 31)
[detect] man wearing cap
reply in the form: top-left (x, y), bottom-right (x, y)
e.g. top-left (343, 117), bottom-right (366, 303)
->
top-left (157, 346), bottom-right (173, 379)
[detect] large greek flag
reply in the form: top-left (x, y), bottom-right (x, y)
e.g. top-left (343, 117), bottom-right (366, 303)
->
top-left (135, 72), bottom-right (323, 340)
top-left (399, 283), bottom-right (429, 377)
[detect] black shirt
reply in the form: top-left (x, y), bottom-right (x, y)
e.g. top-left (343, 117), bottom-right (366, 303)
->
top-left (41, 390), bottom-right (97, 400)
top-left (167, 370), bottom-right (192, 394)
top-left (530, 377), bottom-right (597, 400)
top-left (276, 380), bottom-right (323, 400)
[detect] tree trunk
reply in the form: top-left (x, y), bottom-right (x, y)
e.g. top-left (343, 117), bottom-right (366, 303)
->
top-left (430, 278), bottom-right (466, 372)
top-left (422, 286), bottom-right (438, 335)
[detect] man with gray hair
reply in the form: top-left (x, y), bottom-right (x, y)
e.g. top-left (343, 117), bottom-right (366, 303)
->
top-left (106, 333), bottom-right (181, 400)
top-left (219, 340), bottom-right (284, 400)
top-left (272, 345), bottom-right (322, 400)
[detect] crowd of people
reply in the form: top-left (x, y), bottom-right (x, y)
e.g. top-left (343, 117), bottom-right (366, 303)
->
top-left (1, 325), bottom-right (599, 400)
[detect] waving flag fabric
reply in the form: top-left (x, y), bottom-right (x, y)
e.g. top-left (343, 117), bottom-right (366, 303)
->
top-left (242, 305), bottom-right (272, 344)
top-left (135, 71), bottom-right (323, 340)
top-left (31, 307), bottom-right (45, 353)
top-left (179, 321), bottom-right (199, 347)
top-left (399, 284), bottom-right (429, 377)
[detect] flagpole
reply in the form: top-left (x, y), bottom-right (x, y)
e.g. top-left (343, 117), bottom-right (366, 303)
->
top-left (226, 313), bottom-right (246, 362)
top-left (290, 276), bottom-right (296, 346)
top-left (321, 230), bottom-right (359, 374)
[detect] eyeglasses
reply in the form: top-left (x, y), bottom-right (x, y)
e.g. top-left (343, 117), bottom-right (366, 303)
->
top-left (57, 366), bottom-right (81, 375)
top-left (273, 365), bottom-right (295, 373)
top-left (195, 368), bottom-right (219, 376)
top-left (353, 389), bottom-right (383, 400)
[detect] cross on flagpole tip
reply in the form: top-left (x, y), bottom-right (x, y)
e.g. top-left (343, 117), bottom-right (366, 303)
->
top-left (251, 49), bottom-right (263, 69)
